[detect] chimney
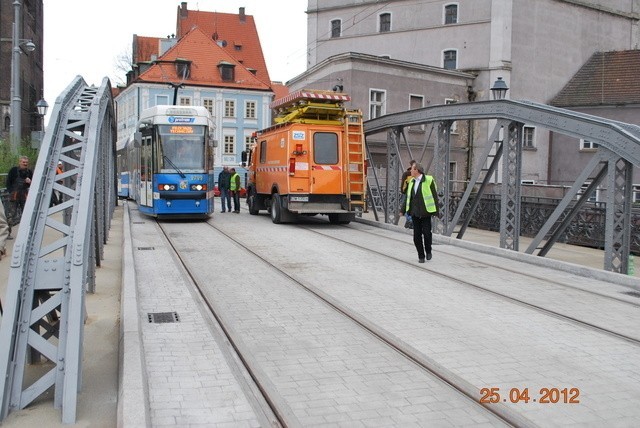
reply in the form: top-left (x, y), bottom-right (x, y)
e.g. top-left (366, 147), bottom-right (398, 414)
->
top-left (180, 2), bottom-right (188, 18)
top-left (239, 7), bottom-right (246, 22)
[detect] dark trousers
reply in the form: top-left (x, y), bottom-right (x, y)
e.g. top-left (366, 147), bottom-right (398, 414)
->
top-left (411, 215), bottom-right (433, 259)
top-left (220, 189), bottom-right (232, 211)
top-left (231, 191), bottom-right (240, 212)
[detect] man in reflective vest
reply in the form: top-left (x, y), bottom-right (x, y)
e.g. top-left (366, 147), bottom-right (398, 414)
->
top-left (229, 168), bottom-right (241, 213)
top-left (402, 162), bottom-right (439, 263)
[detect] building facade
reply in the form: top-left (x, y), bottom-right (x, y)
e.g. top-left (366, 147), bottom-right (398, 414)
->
top-left (115, 3), bottom-right (277, 186)
top-left (302, 0), bottom-right (640, 185)
top-left (0, 0), bottom-right (45, 143)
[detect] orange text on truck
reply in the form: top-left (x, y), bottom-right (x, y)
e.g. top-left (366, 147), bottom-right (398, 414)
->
top-left (241, 89), bottom-right (367, 224)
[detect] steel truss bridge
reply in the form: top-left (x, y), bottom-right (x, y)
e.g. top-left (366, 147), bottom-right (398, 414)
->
top-left (0, 76), bottom-right (116, 423)
top-left (364, 99), bottom-right (639, 274)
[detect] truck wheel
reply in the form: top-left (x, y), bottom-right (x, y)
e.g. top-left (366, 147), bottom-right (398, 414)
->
top-left (247, 188), bottom-right (259, 215)
top-left (271, 193), bottom-right (282, 224)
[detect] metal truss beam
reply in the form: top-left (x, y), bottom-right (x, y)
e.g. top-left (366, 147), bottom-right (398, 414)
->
top-left (364, 99), bottom-right (640, 273)
top-left (0, 76), bottom-right (116, 424)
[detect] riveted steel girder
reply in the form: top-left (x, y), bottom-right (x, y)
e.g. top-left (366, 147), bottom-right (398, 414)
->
top-left (0, 76), bottom-right (116, 423)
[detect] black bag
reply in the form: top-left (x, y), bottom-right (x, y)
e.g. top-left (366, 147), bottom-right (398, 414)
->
top-left (404, 215), bottom-right (413, 229)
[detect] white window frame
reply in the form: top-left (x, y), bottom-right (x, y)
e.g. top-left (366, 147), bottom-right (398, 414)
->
top-left (223, 134), bottom-right (235, 155)
top-left (409, 94), bottom-right (425, 132)
top-left (224, 100), bottom-right (236, 118)
top-left (378, 12), bottom-right (392, 33)
top-left (448, 161), bottom-right (457, 192)
top-left (580, 138), bottom-right (599, 150)
top-left (633, 184), bottom-right (640, 204)
top-left (156, 95), bottom-right (169, 106)
top-left (244, 135), bottom-right (253, 153)
top-left (444, 3), bottom-right (459, 25)
top-left (245, 100), bottom-right (257, 119)
top-left (179, 97), bottom-right (192, 106)
top-left (523, 125), bottom-right (536, 148)
top-left (444, 98), bottom-right (458, 133)
top-left (369, 89), bottom-right (387, 120)
top-left (203, 98), bottom-right (214, 117)
top-left (443, 49), bottom-right (458, 70)
top-left (579, 182), bottom-right (599, 202)
top-left (330, 19), bottom-right (342, 38)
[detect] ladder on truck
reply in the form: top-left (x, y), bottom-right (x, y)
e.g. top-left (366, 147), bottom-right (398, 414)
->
top-left (344, 110), bottom-right (366, 212)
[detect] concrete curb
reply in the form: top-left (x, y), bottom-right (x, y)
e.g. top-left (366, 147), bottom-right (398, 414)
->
top-left (355, 216), bottom-right (640, 289)
top-left (117, 202), bottom-right (150, 427)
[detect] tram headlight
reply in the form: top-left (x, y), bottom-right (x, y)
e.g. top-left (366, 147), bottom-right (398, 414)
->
top-left (158, 184), bottom-right (177, 191)
top-left (190, 184), bottom-right (206, 191)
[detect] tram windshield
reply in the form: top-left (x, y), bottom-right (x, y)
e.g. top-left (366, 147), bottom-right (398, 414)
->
top-left (157, 124), bottom-right (206, 172)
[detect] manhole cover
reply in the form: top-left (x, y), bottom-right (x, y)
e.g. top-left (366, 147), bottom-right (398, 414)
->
top-left (148, 312), bottom-right (180, 323)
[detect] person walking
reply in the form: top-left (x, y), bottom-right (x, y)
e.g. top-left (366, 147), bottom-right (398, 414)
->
top-left (217, 166), bottom-right (232, 213)
top-left (401, 162), bottom-right (439, 263)
top-left (400, 160), bottom-right (416, 229)
top-left (6, 156), bottom-right (33, 219)
top-left (229, 168), bottom-right (241, 213)
top-left (0, 200), bottom-right (9, 261)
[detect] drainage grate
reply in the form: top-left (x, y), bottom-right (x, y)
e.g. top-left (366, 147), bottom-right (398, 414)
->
top-left (622, 291), bottom-right (640, 299)
top-left (148, 312), bottom-right (180, 323)
top-left (132, 221), bottom-right (145, 224)
top-left (137, 247), bottom-right (155, 251)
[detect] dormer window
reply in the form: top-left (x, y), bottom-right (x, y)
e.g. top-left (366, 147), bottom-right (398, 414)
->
top-left (175, 58), bottom-right (191, 79)
top-left (218, 61), bottom-right (236, 82)
top-left (234, 43), bottom-right (242, 51)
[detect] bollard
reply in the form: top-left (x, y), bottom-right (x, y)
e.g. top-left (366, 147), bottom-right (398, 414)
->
top-left (629, 254), bottom-right (636, 276)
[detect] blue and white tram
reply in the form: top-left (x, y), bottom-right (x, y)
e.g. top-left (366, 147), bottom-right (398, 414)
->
top-left (124, 105), bottom-right (217, 218)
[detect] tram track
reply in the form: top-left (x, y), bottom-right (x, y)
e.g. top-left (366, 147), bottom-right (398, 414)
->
top-left (194, 219), bottom-right (536, 427)
top-left (299, 222), bottom-right (640, 346)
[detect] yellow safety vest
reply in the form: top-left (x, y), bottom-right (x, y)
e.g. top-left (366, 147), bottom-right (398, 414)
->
top-left (405, 175), bottom-right (437, 213)
top-left (229, 173), bottom-right (240, 191)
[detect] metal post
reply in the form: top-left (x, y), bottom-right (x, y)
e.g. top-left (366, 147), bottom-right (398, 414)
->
top-left (10, 0), bottom-right (22, 153)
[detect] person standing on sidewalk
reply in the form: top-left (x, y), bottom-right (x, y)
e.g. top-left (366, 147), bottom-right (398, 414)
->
top-left (217, 166), bottom-right (232, 213)
top-left (229, 168), bottom-right (241, 213)
top-left (401, 162), bottom-right (439, 263)
top-left (0, 201), bottom-right (9, 261)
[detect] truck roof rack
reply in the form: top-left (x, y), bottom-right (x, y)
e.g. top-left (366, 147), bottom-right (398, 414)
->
top-left (271, 89), bottom-right (352, 125)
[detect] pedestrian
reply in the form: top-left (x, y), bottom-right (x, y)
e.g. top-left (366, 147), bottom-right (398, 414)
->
top-left (401, 162), bottom-right (439, 263)
top-left (50, 161), bottom-right (64, 206)
top-left (7, 156), bottom-right (33, 215)
top-left (0, 200), bottom-right (9, 261)
top-left (229, 168), bottom-right (241, 213)
top-left (217, 166), bottom-right (232, 213)
top-left (400, 160), bottom-right (416, 229)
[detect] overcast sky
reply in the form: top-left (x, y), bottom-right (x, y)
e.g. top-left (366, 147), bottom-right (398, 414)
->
top-left (43, 0), bottom-right (308, 122)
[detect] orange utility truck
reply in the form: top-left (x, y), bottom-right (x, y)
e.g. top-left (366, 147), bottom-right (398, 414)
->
top-left (242, 89), bottom-right (366, 224)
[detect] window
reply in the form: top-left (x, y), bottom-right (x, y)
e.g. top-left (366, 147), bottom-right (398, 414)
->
top-left (175, 61), bottom-right (191, 79)
top-left (409, 95), bottom-right (425, 132)
top-left (314, 132), bottom-right (339, 164)
top-left (379, 13), bottom-right (391, 33)
top-left (179, 97), bottom-right (191, 106)
top-left (369, 89), bottom-right (386, 119)
top-left (331, 19), bottom-right (341, 38)
top-left (245, 101), bottom-right (256, 119)
top-left (4, 115), bottom-right (10, 131)
top-left (443, 50), bottom-right (457, 70)
top-left (444, 4), bottom-right (458, 24)
top-left (223, 135), bottom-right (235, 154)
top-left (259, 140), bottom-right (267, 163)
top-left (445, 98), bottom-right (458, 133)
top-left (521, 180), bottom-right (535, 185)
top-left (579, 182), bottom-right (598, 202)
top-left (218, 62), bottom-right (235, 82)
top-left (224, 100), bottom-right (236, 118)
top-left (523, 126), bottom-right (535, 148)
top-left (245, 135), bottom-right (253, 153)
top-left (203, 98), bottom-right (214, 117)
top-left (580, 139), bottom-right (599, 150)
top-left (156, 95), bottom-right (169, 106)
top-left (633, 185), bottom-right (640, 204)
top-left (448, 162), bottom-right (457, 192)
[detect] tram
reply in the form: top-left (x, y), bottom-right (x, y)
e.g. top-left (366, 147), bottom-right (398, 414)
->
top-left (118, 105), bottom-right (217, 218)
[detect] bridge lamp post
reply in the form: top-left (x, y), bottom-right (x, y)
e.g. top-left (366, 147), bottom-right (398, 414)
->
top-left (36, 98), bottom-right (49, 143)
top-left (490, 77), bottom-right (509, 100)
top-left (8, 0), bottom-right (36, 153)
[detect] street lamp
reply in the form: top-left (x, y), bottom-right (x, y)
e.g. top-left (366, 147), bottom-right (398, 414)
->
top-left (36, 98), bottom-right (48, 144)
top-left (9, 0), bottom-right (36, 153)
top-left (490, 77), bottom-right (509, 100)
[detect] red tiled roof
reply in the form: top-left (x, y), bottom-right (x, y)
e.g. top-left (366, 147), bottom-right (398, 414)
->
top-left (133, 35), bottom-right (162, 63)
top-left (551, 50), bottom-right (640, 107)
top-left (176, 7), bottom-right (270, 84)
top-left (136, 27), bottom-right (271, 91)
top-left (270, 82), bottom-right (290, 103)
